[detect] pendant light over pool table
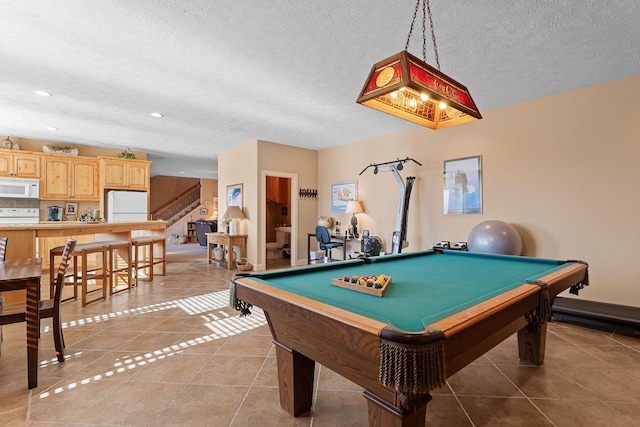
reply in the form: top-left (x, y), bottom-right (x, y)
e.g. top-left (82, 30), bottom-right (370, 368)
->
top-left (356, 0), bottom-right (482, 129)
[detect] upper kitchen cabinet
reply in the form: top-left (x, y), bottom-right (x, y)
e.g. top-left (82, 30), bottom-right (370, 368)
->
top-left (0, 151), bottom-right (41, 178)
top-left (41, 156), bottom-right (99, 200)
top-left (99, 158), bottom-right (150, 191)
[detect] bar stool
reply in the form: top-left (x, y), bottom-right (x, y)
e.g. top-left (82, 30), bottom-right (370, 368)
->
top-left (107, 240), bottom-right (133, 295)
top-left (131, 236), bottom-right (166, 285)
top-left (50, 241), bottom-right (108, 306)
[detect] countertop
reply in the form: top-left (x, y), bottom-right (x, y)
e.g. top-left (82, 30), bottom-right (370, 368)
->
top-left (0, 220), bottom-right (166, 233)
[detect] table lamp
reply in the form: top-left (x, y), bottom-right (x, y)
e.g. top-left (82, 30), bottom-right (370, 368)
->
top-left (345, 200), bottom-right (364, 237)
top-left (223, 205), bottom-right (245, 235)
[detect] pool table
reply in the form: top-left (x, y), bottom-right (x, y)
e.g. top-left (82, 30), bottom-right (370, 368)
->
top-left (230, 250), bottom-right (588, 427)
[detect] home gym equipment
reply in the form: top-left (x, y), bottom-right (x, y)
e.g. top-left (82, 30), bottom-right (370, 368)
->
top-left (359, 157), bottom-right (422, 254)
top-left (467, 220), bottom-right (522, 255)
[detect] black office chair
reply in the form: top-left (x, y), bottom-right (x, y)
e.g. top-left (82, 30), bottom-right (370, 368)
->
top-left (315, 226), bottom-right (344, 262)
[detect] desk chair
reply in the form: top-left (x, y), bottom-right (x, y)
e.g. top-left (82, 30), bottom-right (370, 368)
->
top-left (0, 239), bottom-right (76, 363)
top-left (315, 226), bottom-right (344, 262)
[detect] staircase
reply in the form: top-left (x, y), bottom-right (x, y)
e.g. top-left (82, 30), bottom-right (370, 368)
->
top-left (152, 183), bottom-right (201, 227)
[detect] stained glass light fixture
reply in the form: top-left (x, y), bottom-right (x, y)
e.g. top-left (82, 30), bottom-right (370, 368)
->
top-left (356, 0), bottom-right (481, 129)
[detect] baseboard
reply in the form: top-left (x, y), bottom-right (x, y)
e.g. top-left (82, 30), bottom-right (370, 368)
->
top-left (551, 296), bottom-right (640, 338)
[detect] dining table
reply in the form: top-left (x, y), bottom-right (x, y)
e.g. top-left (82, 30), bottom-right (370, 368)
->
top-left (0, 258), bottom-right (42, 389)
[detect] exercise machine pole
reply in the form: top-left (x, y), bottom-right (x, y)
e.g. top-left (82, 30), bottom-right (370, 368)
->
top-left (359, 157), bottom-right (422, 254)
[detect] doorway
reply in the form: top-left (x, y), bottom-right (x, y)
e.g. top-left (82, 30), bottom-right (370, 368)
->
top-left (262, 171), bottom-right (297, 270)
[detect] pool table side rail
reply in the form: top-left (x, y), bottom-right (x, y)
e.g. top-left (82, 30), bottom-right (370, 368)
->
top-left (234, 275), bottom-right (398, 402)
top-left (430, 262), bottom-right (587, 335)
top-left (430, 261), bottom-right (588, 376)
top-left (234, 275), bottom-right (389, 335)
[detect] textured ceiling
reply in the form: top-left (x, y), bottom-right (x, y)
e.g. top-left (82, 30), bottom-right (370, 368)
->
top-left (1, 1), bottom-right (639, 178)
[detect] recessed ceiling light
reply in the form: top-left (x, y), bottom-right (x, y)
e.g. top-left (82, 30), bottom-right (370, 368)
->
top-left (45, 126), bottom-right (58, 131)
top-left (34, 90), bottom-right (53, 96)
top-left (151, 112), bottom-right (164, 118)
top-left (179, 171), bottom-right (185, 174)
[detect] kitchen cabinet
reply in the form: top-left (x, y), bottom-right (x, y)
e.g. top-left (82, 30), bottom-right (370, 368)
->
top-left (99, 158), bottom-right (150, 190)
top-left (41, 156), bottom-right (99, 200)
top-left (266, 176), bottom-right (290, 204)
top-left (0, 151), bottom-right (41, 178)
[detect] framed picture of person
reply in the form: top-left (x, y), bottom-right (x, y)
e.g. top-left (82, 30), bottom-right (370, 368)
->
top-left (65, 202), bottom-right (78, 215)
top-left (443, 155), bottom-right (482, 215)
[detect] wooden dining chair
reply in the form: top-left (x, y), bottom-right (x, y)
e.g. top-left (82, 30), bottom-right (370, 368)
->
top-left (0, 239), bottom-right (76, 363)
top-left (0, 237), bottom-right (7, 343)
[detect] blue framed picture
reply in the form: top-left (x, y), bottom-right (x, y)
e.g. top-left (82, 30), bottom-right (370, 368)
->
top-left (331, 181), bottom-right (357, 212)
top-left (226, 183), bottom-right (243, 207)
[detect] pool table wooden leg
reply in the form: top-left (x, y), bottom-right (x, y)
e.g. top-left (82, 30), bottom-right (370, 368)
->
top-left (274, 341), bottom-right (315, 416)
top-left (517, 321), bottom-right (547, 365)
top-left (364, 390), bottom-right (430, 427)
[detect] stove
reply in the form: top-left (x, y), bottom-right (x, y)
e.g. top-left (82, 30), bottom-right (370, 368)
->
top-left (0, 207), bottom-right (40, 224)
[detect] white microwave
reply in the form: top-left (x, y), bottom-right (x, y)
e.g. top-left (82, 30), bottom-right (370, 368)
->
top-left (0, 177), bottom-right (40, 199)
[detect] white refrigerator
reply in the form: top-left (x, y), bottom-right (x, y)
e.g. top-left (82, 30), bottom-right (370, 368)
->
top-left (107, 190), bottom-right (148, 222)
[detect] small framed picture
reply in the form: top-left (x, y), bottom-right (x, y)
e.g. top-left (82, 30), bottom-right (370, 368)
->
top-left (226, 183), bottom-right (243, 207)
top-left (331, 180), bottom-right (357, 212)
top-left (200, 208), bottom-right (208, 215)
top-left (65, 202), bottom-right (78, 215)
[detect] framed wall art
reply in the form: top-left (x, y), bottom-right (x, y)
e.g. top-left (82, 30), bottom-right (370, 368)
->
top-left (226, 183), bottom-right (243, 207)
top-left (65, 202), bottom-right (79, 215)
top-left (443, 155), bottom-right (482, 215)
top-left (331, 181), bottom-right (357, 213)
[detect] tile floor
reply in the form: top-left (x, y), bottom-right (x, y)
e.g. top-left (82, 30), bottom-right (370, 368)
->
top-left (0, 244), bottom-right (639, 426)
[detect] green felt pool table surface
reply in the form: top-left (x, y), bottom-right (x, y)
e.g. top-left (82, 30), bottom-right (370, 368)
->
top-left (248, 250), bottom-right (575, 332)
top-left (232, 250), bottom-right (588, 427)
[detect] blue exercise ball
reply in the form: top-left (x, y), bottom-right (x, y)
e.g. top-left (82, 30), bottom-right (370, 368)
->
top-left (467, 220), bottom-right (522, 255)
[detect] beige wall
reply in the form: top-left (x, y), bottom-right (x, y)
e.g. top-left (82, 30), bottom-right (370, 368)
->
top-left (257, 141), bottom-right (318, 267)
top-left (219, 140), bottom-right (318, 268)
top-left (318, 75), bottom-right (640, 307)
top-left (219, 140), bottom-right (259, 261)
top-left (200, 178), bottom-right (219, 220)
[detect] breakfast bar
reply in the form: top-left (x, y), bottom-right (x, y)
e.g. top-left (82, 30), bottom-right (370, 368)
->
top-left (0, 221), bottom-right (166, 302)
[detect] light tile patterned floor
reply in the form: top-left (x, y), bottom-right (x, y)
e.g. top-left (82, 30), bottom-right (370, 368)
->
top-left (0, 244), bottom-right (638, 426)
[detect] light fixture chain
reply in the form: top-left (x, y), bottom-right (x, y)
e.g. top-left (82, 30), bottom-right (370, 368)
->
top-left (405, 0), bottom-right (439, 69)
top-left (422, 0), bottom-right (427, 64)
top-left (426, 0), bottom-right (440, 70)
top-left (404, 0), bottom-right (421, 52)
